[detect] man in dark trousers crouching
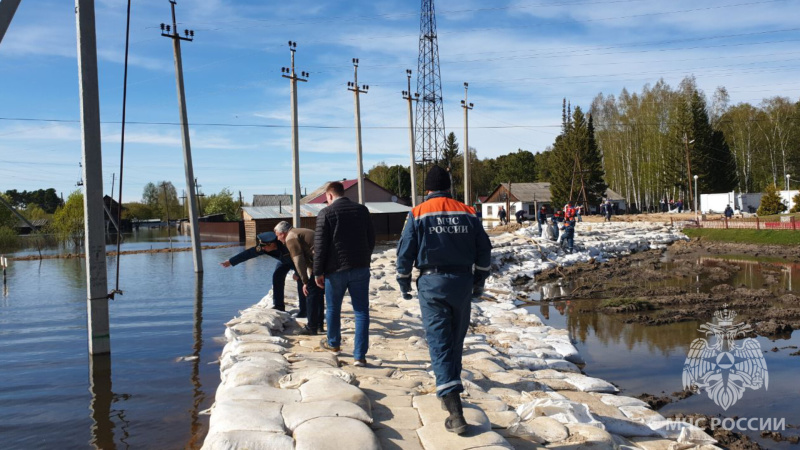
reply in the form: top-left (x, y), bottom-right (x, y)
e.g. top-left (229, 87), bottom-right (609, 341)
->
top-left (395, 165), bottom-right (492, 434)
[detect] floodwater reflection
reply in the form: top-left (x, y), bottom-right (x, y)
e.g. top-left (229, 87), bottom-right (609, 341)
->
top-left (188, 274), bottom-right (205, 449)
top-left (88, 354), bottom-right (115, 449)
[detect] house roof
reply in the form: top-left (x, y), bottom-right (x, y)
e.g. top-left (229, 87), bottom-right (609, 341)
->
top-left (301, 178), bottom-right (396, 204)
top-left (252, 194), bottom-right (293, 207)
top-left (485, 182), bottom-right (626, 203)
top-left (242, 202), bottom-right (410, 220)
top-left (16, 218), bottom-right (48, 229)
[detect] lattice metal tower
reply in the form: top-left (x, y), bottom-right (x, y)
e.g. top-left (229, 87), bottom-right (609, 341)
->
top-left (415, 0), bottom-right (446, 174)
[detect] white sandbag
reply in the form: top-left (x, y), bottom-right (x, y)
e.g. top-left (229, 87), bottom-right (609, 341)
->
top-left (515, 357), bottom-right (548, 371)
top-left (298, 376), bottom-right (371, 414)
top-left (235, 335), bottom-right (288, 345)
top-left (278, 367), bottom-right (355, 389)
top-left (220, 351), bottom-right (289, 371)
top-left (516, 398), bottom-right (604, 429)
top-left (282, 400), bottom-right (372, 432)
top-left (561, 373), bottom-right (619, 393)
top-left (229, 341), bottom-right (288, 355)
top-left (220, 361), bottom-right (288, 389)
top-left (208, 400), bottom-right (285, 434)
top-left (648, 419), bottom-right (714, 442)
top-left (225, 322), bottom-right (271, 341)
top-left (201, 430), bottom-right (293, 450)
top-left (216, 384), bottom-right (301, 404)
top-left (542, 339), bottom-right (584, 364)
top-left (545, 359), bottom-right (580, 373)
top-left (285, 352), bottom-right (339, 368)
top-left (293, 417), bottom-right (379, 450)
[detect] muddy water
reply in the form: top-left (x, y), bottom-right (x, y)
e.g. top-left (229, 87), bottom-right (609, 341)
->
top-left (528, 255), bottom-right (800, 448)
top-left (0, 245), bottom-right (275, 449)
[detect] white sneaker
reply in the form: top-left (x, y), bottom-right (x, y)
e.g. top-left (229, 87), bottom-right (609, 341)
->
top-left (353, 359), bottom-right (367, 367)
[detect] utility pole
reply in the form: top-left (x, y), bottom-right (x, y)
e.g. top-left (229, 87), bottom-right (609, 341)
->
top-left (347, 58), bottom-right (369, 205)
top-left (194, 177), bottom-right (203, 216)
top-left (402, 69), bottom-right (420, 206)
top-left (281, 41), bottom-right (309, 228)
top-left (683, 133), bottom-right (694, 213)
top-left (0, 0), bottom-right (21, 47)
top-left (161, 0), bottom-right (202, 273)
top-left (460, 82), bottom-right (474, 206)
top-left (161, 182), bottom-right (172, 248)
top-left (415, 0), bottom-right (446, 172)
top-left (76, 0), bottom-right (110, 355)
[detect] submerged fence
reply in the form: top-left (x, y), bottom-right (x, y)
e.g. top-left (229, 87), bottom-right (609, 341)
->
top-left (673, 216), bottom-right (799, 231)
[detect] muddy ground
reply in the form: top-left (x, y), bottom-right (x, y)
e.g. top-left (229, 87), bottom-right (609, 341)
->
top-left (534, 238), bottom-right (800, 337)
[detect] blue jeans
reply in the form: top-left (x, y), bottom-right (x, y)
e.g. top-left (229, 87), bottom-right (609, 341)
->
top-left (417, 272), bottom-right (473, 398)
top-left (325, 267), bottom-right (371, 360)
top-left (305, 280), bottom-right (325, 331)
top-left (272, 260), bottom-right (306, 313)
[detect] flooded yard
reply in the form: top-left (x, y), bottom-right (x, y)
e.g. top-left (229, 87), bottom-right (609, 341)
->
top-left (0, 242), bottom-right (268, 449)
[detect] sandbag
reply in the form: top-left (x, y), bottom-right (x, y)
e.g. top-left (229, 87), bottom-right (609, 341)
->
top-left (516, 398), bottom-right (604, 429)
top-left (220, 361), bottom-right (288, 389)
top-left (278, 367), bottom-right (355, 389)
top-left (216, 384), bottom-right (301, 404)
top-left (285, 352), bottom-right (339, 367)
top-left (220, 352), bottom-right (289, 374)
top-left (282, 400), bottom-right (372, 432)
top-left (201, 430), bottom-right (293, 450)
top-left (293, 417), bottom-right (379, 450)
top-left (208, 400), bottom-right (285, 434)
top-left (298, 376), bottom-right (371, 414)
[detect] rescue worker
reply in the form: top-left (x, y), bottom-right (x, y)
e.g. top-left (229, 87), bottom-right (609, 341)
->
top-left (552, 210), bottom-right (563, 241)
top-left (536, 205), bottom-right (547, 235)
top-left (564, 201), bottom-right (576, 220)
top-left (497, 206), bottom-right (507, 225)
top-left (221, 231), bottom-right (305, 314)
top-left (515, 208), bottom-right (525, 224)
top-left (561, 215), bottom-right (576, 253)
top-left (396, 165), bottom-right (492, 435)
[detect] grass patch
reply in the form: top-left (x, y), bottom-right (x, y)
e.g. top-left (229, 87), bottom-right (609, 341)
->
top-left (683, 228), bottom-right (800, 246)
top-left (600, 298), bottom-right (653, 311)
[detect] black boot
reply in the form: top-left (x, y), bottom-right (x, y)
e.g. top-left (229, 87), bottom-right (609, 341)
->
top-left (442, 392), bottom-right (467, 434)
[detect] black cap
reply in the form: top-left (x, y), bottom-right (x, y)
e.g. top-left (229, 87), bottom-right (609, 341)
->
top-left (425, 165), bottom-right (451, 191)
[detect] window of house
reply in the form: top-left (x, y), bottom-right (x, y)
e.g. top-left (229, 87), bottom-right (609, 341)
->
top-left (510, 205), bottom-right (516, 214)
top-left (529, 205), bottom-right (536, 214)
top-left (487, 206), bottom-right (493, 216)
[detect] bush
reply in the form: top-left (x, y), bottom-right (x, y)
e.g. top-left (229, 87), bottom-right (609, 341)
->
top-left (791, 192), bottom-right (800, 214)
top-left (0, 226), bottom-right (19, 252)
top-left (757, 184), bottom-right (787, 216)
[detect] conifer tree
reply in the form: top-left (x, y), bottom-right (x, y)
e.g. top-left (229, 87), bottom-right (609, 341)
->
top-left (757, 184), bottom-right (787, 215)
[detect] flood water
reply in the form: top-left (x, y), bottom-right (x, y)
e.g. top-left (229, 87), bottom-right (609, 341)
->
top-left (0, 239), bottom-right (273, 449)
top-left (529, 255), bottom-right (800, 448)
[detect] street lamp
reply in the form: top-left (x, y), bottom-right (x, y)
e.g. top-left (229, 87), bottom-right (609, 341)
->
top-left (693, 175), bottom-right (699, 221)
top-left (786, 174), bottom-right (791, 191)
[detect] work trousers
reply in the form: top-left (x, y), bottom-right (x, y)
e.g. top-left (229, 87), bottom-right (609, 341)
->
top-left (273, 260), bottom-right (306, 314)
top-left (325, 267), bottom-right (371, 360)
top-left (305, 281), bottom-right (325, 332)
top-left (417, 272), bottom-right (473, 398)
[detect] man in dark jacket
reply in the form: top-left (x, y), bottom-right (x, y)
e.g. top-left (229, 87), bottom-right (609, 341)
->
top-left (724, 204), bottom-right (734, 219)
top-left (537, 205), bottom-right (547, 234)
top-left (313, 181), bottom-right (375, 367)
top-left (396, 165), bottom-right (492, 435)
top-left (221, 232), bottom-right (305, 313)
top-left (515, 208), bottom-right (525, 224)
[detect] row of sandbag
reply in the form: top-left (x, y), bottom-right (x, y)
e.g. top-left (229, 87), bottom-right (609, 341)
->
top-left (202, 295), bottom-right (381, 450)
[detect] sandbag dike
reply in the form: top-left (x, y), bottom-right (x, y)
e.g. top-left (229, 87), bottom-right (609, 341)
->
top-left (202, 222), bottom-right (718, 450)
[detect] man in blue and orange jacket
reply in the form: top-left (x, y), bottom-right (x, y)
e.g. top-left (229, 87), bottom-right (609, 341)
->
top-left (396, 165), bottom-right (492, 435)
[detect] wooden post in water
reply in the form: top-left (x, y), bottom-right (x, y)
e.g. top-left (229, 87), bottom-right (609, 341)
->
top-left (76, 0), bottom-right (110, 355)
top-left (1, 255), bottom-right (7, 285)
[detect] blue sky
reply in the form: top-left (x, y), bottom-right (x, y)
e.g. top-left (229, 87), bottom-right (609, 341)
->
top-left (1, 0), bottom-right (798, 203)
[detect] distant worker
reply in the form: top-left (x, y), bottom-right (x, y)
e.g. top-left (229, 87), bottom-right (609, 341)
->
top-left (561, 215), bottom-right (576, 254)
top-left (553, 210), bottom-right (563, 240)
top-left (575, 204), bottom-right (583, 222)
top-left (396, 165), bottom-right (492, 435)
top-left (724, 204), bottom-right (734, 219)
top-left (221, 231), bottom-right (306, 314)
top-left (677, 199), bottom-right (684, 213)
top-left (537, 205), bottom-right (547, 234)
top-left (564, 201), bottom-right (576, 220)
top-left (274, 221), bottom-right (324, 335)
top-left (314, 181), bottom-right (376, 367)
top-left (602, 200), bottom-right (613, 222)
top-left (497, 206), bottom-right (507, 225)
top-left (515, 208), bottom-right (525, 224)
